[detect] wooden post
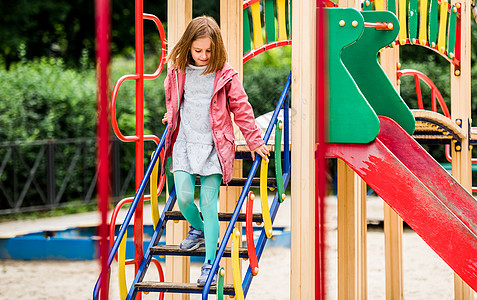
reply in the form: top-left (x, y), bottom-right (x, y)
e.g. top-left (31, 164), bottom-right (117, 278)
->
top-left (384, 202), bottom-right (404, 300)
top-left (291, 0), bottom-right (316, 298)
top-left (166, 1), bottom-right (192, 299)
top-left (381, 40), bottom-right (404, 299)
top-left (220, 0), bottom-right (243, 294)
top-left (335, 1), bottom-right (368, 299)
top-left (450, 0), bottom-right (473, 298)
top-left (337, 160), bottom-right (368, 300)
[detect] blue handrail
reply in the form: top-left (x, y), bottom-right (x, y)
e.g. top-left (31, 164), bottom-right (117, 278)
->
top-left (202, 73), bottom-right (292, 299)
top-left (92, 124), bottom-right (169, 299)
top-left (243, 91), bottom-right (291, 296)
top-left (127, 188), bottom-right (177, 299)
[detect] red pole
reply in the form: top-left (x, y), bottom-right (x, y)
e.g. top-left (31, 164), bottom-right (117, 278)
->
top-left (95, 0), bottom-right (111, 298)
top-left (134, 0), bottom-right (145, 291)
top-left (363, 22), bottom-right (394, 30)
top-left (315, 0), bottom-right (328, 299)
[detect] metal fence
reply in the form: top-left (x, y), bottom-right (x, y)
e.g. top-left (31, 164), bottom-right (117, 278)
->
top-left (0, 138), bottom-right (144, 215)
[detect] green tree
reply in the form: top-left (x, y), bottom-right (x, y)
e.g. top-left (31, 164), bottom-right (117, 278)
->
top-left (0, 0), bottom-right (168, 70)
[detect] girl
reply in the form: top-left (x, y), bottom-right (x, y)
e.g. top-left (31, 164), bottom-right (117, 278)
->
top-left (161, 16), bottom-right (269, 286)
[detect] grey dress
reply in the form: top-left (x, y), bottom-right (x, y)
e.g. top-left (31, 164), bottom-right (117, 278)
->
top-left (170, 65), bottom-right (223, 176)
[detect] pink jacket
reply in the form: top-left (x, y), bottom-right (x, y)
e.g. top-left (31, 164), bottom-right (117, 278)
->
top-left (162, 63), bottom-right (264, 184)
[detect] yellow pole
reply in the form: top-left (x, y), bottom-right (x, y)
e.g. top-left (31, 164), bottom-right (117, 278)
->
top-left (398, 0), bottom-right (407, 44)
top-left (418, 0), bottom-right (429, 45)
top-left (250, 2), bottom-right (263, 48)
top-left (437, 0), bottom-right (449, 53)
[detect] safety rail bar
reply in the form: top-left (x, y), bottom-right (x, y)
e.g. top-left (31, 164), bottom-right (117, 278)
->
top-left (110, 13), bottom-right (166, 145)
top-left (243, 40), bottom-right (292, 63)
top-left (397, 69), bottom-right (450, 118)
top-left (398, 68), bottom-right (477, 192)
top-left (92, 124), bottom-right (169, 299)
top-left (397, 68), bottom-right (455, 163)
top-left (202, 72), bottom-right (291, 299)
top-left (232, 228), bottom-right (245, 299)
top-left (246, 192), bottom-right (260, 276)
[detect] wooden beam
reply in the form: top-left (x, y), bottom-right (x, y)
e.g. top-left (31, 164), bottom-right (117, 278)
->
top-left (335, 1), bottom-right (367, 299)
top-left (220, 0), bottom-right (243, 294)
top-left (384, 202), bottom-right (404, 300)
top-left (381, 44), bottom-right (404, 300)
top-left (166, 1), bottom-right (192, 299)
top-left (450, 0), bottom-right (473, 298)
top-left (337, 160), bottom-right (368, 300)
top-left (220, 0), bottom-right (243, 75)
top-left (291, 0), bottom-right (315, 298)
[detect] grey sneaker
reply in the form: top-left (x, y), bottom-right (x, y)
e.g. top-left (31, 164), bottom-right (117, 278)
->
top-left (179, 226), bottom-right (205, 251)
top-left (197, 261), bottom-right (217, 286)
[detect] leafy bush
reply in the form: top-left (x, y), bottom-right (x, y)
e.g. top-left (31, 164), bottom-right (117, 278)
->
top-left (0, 57), bottom-right (169, 211)
top-left (0, 58), bottom-right (96, 141)
top-left (244, 46), bottom-right (292, 117)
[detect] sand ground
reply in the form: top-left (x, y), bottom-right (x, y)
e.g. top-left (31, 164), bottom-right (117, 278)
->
top-left (0, 196), bottom-right (475, 299)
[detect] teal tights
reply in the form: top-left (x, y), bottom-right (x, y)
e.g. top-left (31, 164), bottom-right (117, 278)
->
top-left (174, 170), bottom-right (222, 263)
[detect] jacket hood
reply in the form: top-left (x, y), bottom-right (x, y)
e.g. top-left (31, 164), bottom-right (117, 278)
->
top-left (218, 62), bottom-right (238, 79)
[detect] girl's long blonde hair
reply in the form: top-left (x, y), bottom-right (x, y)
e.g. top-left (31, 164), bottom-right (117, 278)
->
top-left (167, 16), bottom-right (227, 74)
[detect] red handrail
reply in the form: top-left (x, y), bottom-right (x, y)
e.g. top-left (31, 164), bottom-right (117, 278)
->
top-left (397, 69), bottom-right (450, 118)
top-left (150, 258), bottom-right (165, 300)
top-left (109, 197), bottom-right (134, 262)
top-left (111, 74), bottom-right (141, 142)
top-left (246, 192), bottom-right (259, 276)
top-left (109, 5), bottom-right (167, 287)
top-left (364, 22), bottom-right (394, 30)
top-left (143, 13), bottom-right (167, 80)
top-left (243, 0), bottom-right (261, 9)
top-left (243, 40), bottom-right (292, 63)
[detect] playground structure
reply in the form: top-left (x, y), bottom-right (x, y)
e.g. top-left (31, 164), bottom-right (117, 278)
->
top-left (92, 0), bottom-right (477, 299)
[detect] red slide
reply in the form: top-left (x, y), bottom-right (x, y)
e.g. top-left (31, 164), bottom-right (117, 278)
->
top-left (325, 116), bottom-right (477, 291)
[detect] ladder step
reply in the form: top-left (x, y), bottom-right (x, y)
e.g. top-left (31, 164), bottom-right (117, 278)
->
top-left (150, 245), bottom-right (249, 258)
top-left (188, 176), bottom-right (277, 186)
top-left (165, 211), bottom-right (264, 223)
top-left (227, 177), bottom-right (277, 187)
top-left (135, 281), bottom-right (236, 295)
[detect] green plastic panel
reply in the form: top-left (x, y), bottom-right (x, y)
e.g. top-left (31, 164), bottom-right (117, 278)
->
top-left (217, 267), bottom-right (225, 300)
top-left (265, 0), bottom-right (276, 43)
top-left (447, 5), bottom-right (457, 59)
top-left (274, 120), bottom-right (285, 202)
top-left (289, 0), bottom-right (292, 38)
top-left (341, 11), bottom-right (415, 135)
top-left (166, 157), bottom-right (174, 195)
top-left (243, 9), bottom-right (252, 55)
top-left (409, 0), bottom-right (418, 42)
top-left (428, 0), bottom-right (439, 47)
top-left (327, 8), bottom-right (380, 144)
top-left (388, 0), bottom-right (396, 15)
